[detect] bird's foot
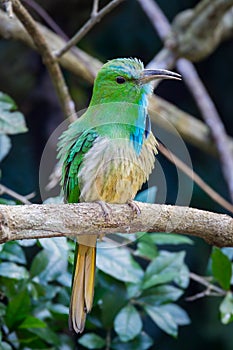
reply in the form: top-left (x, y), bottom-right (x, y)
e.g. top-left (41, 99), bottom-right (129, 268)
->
top-left (96, 200), bottom-right (112, 221)
top-left (127, 200), bottom-right (141, 216)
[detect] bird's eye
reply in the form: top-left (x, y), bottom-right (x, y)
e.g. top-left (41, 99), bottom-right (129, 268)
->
top-left (116, 76), bottom-right (126, 84)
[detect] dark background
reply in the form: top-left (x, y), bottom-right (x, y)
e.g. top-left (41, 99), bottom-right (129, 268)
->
top-left (0, 0), bottom-right (233, 348)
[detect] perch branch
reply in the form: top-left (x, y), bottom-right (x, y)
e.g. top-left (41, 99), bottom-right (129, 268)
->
top-left (11, 0), bottom-right (76, 120)
top-left (55, 0), bottom-right (125, 58)
top-left (0, 203), bottom-right (233, 247)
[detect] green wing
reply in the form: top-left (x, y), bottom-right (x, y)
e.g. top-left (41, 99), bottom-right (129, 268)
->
top-left (59, 129), bottom-right (98, 203)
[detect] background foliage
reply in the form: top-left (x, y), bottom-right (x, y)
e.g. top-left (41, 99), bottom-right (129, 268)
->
top-left (0, 0), bottom-right (233, 349)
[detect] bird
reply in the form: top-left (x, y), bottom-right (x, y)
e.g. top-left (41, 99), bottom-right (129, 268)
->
top-left (58, 58), bottom-right (181, 334)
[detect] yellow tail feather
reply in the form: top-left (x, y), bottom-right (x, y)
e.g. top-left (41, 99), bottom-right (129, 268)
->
top-left (69, 242), bottom-right (96, 333)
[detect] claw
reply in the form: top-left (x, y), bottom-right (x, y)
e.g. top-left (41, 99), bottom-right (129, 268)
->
top-left (96, 200), bottom-right (112, 221)
top-left (127, 200), bottom-right (141, 216)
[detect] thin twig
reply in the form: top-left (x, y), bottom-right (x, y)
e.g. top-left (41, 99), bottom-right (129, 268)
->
top-left (189, 272), bottom-right (223, 293)
top-left (177, 58), bottom-right (233, 203)
top-left (138, 0), bottom-right (233, 203)
top-left (186, 288), bottom-right (223, 302)
top-left (25, 191), bottom-right (36, 200)
top-left (0, 9), bottom-right (101, 82)
top-left (22, 0), bottom-right (68, 40)
top-left (11, 0), bottom-right (76, 120)
top-left (91, 0), bottom-right (99, 17)
top-left (187, 272), bottom-right (226, 301)
top-left (137, 0), bottom-right (169, 40)
top-left (105, 329), bottom-right (111, 350)
top-left (1, 8), bottom-right (233, 156)
top-left (158, 143), bottom-right (233, 215)
top-left (0, 184), bottom-right (32, 204)
top-left (2, 0), bottom-right (14, 18)
top-left (55, 0), bottom-right (125, 58)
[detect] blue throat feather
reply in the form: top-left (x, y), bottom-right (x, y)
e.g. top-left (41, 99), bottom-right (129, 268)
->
top-left (130, 84), bottom-right (151, 154)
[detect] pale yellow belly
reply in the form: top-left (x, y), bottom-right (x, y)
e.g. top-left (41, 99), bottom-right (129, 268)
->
top-left (78, 133), bottom-right (158, 204)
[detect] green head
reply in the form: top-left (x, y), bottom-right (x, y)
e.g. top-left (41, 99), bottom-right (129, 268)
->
top-left (90, 58), bottom-right (181, 106)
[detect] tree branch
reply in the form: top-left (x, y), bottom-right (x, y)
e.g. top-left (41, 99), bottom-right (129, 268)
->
top-left (177, 59), bottom-right (233, 202)
top-left (0, 203), bottom-right (232, 247)
top-left (158, 143), bottom-right (233, 215)
top-left (186, 272), bottom-right (226, 301)
top-left (2, 0), bottom-right (13, 18)
top-left (22, 0), bottom-right (69, 40)
top-left (10, 0), bottom-right (76, 120)
top-left (1, 9), bottom-right (233, 158)
top-left (0, 9), bottom-right (101, 82)
top-left (138, 0), bottom-right (233, 202)
top-left (0, 184), bottom-right (32, 204)
top-left (169, 0), bottom-right (233, 62)
top-left (55, 0), bottom-right (125, 58)
top-left (148, 96), bottom-right (233, 156)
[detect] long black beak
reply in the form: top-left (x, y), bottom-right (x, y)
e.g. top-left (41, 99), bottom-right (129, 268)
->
top-left (140, 69), bottom-right (182, 84)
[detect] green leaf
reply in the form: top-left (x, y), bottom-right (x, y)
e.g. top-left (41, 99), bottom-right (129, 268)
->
top-left (134, 234), bottom-right (157, 260)
top-left (0, 262), bottom-right (29, 280)
top-left (30, 250), bottom-right (50, 278)
top-left (99, 273), bottom-right (127, 328)
top-left (112, 332), bottom-right (153, 350)
top-left (96, 245), bottom-right (143, 283)
top-left (0, 92), bottom-right (27, 135)
top-left (0, 92), bottom-right (17, 109)
top-left (30, 238), bottom-right (69, 282)
top-left (174, 263), bottom-right (190, 289)
top-left (1, 342), bottom-right (13, 350)
top-left (0, 134), bottom-right (11, 161)
top-left (17, 239), bottom-right (37, 247)
top-left (138, 285), bottom-right (183, 306)
top-left (18, 331), bottom-right (46, 348)
top-left (211, 247), bottom-right (232, 290)
top-left (143, 251), bottom-right (186, 289)
top-left (28, 327), bottom-right (59, 346)
top-left (6, 289), bottom-right (30, 329)
top-left (144, 304), bottom-right (177, 337)
top-left (39, 237), bottom-right (69, 257)
top-left (19, 316), bottom-right (46, 329)
top-left (126, 282), bottom-right (143, 299)
top-left (150, 233), bottom-right (193, 245)
top-left (160, 304), bottom-right (190, 326)
top-left (144, 303), bottom-right (190, 337)
top-left (0, 198), bottom-right (16, 205)
top-left (0, 302), bottom-right (6, 317)
top-left (78, 333), bottom-right (106, 349)
top-left (48, 303), bottom-right (69, 316)
top-left (220, 292), bottom-right (233, 324)
top-left (114, 304), bottom-right (142, 342)
top-left (0, 242), bottom-right (26, 264)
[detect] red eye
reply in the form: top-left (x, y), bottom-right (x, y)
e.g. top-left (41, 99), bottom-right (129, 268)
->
top-left (116, 76), bottom-right (126, 84)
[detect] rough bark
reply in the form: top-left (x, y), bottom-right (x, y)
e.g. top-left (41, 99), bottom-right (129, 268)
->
top-left (0, 203), bottom-right (232, 247)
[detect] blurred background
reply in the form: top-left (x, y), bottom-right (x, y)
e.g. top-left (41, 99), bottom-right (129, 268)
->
top-left (0, 0), bottom-right (233, 349)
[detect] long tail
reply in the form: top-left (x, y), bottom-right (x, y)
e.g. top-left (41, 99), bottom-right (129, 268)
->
top-left (69, 241), bottom-right (96, 333)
